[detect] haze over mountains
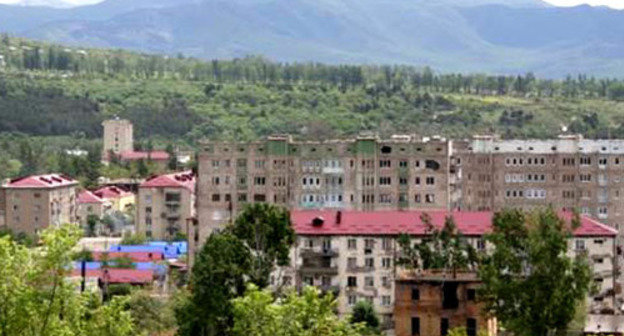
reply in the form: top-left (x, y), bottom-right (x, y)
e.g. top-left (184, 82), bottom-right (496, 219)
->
top-left (0, 0), bottom-right (623, 77)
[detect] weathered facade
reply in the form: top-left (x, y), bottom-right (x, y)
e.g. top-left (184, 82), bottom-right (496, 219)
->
top-left (136, 171), bottom-right (195, 240)
top-left (102, 118), bottom-right (134, 158)
top-left (196, 135), bottom-right (452, 246)
top-left (394, 272), bottom-right (496, 336)
top-left (276, 209), bottom-right (617, 332)
top-left (1, 174), bottom-right (78, 235)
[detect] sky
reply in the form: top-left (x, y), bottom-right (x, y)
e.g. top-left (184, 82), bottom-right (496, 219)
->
top-left (0, 0), bottom-right (623, 9)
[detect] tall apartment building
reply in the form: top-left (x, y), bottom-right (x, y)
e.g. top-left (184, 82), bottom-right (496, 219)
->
top-left (278, 210), bottom-right (617, 331)
top-left (102, 118), bottom-right (133, 158)
top-left (196, 135), bottom-right (452, 245)
top-left (458, 135), bottom-right (624, 234)
top-left (136, 171), bottom-right (195, 240)
top-left (1, 174), bottom-right (78, 235)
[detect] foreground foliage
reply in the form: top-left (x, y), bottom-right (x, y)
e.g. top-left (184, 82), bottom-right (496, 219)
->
top-left (0, 224), bottom-right (134, 336)
top-left (479, 209), bottom-right (592, 336)
top-left (231, 284), bottom-right (365, 336)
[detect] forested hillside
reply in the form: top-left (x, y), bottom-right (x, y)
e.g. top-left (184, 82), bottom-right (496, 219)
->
top-left (2, 35), bottom-right (624, 180)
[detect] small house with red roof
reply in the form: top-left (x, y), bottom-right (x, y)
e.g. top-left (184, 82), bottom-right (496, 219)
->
top-left (76, 190), bottom-right (111, 229)
top-left (136, 171), bottom-right (195, 240)
top-left (274, 209), bottom-right (617, 331)
top-left (92, 185), bottom-right (135, 212)
top-left (1, 174), bottom-right (79, 235)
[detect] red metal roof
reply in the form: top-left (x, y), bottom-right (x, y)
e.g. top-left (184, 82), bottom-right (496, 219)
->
top-left (77, 190), bottom-right (105, 204)
top-left (120, 150), bottom-right (170, 161)
top-left (92, 251), bottom-right (164, 262)
top-left (71, 269), bottom-right (153, 284)
top-left (4, 174), bottom-right (78, 189)
top-left (140, 171), bottom-right (195, 192)
top-left (291, 210), bottom-right (617, 237)
top-left (92, 186), bottom-right (133, 199)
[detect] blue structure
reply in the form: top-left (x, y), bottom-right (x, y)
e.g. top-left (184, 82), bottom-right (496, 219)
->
top-left (109, 244), bottom-right (185, 259)
top-left (148, 241), bottom-right (188, 254)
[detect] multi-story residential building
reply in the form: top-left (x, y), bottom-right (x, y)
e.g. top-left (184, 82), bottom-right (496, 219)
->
top-left (458, 135), bottom-right (624, 231)
top-left (102, 118), bottom-right (134, 158)
top-left (136, 171), bottom-right (195, 240)
top-left (101, 118), bottom-right (170, 167)
top-left (76, 190), bottom-right (111, 228)
top-left (196, 134), bottom-right (452, 246)
top-left (1, 174), bottom-right (78, 235)
top-left (276, 209), bottom-right (617, 332)
top-left (394, 271), bottom-right (497, 336)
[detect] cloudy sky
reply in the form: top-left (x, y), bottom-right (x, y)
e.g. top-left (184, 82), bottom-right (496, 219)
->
top-left (0, 0), bottom-right (623, 9)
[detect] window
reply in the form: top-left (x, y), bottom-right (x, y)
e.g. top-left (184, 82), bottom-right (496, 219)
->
top-left (467, 288), bottom-right (476, 301)
top-left (411, 288), bottom-right (420, 300)
top-left (348, 295), bottom-right (357, 306)
top-left (476, 239), bottom-right (485, 251)
top-left (379, 160), bottom-right (391, 168)
top-left (254, 160), bottom-right (265, 168)
top-left (348, 239), bottom-right (357, 249)
top-left (411, 317), bottom-right (420, 336)
top-left (399, 177), bottom-right (408, 185)
top-left (254, 177), bottom-right (266, 185)
top-left (365, 258), bottom-right (374, 268)
top-left (165, 193), bottom-right (181, 202)
top-left (425, 194), bottom-right (435, 204)
top-left (467, 318), bottom-right (477, 336)
top-left (415, 194), bottom-right (421, 203)
top-left (364, 239), bottom-right (374, 253)
top-left (415, 177), bottom-right (421, 185)
top-left (238, 193), bottom-right (247, 202)
top-left (580, 157), bottom-right (591, 165)
top-left (382, 296), bottom-right (391, 306)
top-left (212, 194), bottom-right (220, 202)
top-left (399, 160), bottom-right (408, 167)
top-left (426, 177), bottom-right (435, 185)
top-left (382, 238), bottom-right (392, 250)
top-left (382, 258), bottom-right (392, 268)
top-left (364, 276), bottom-right (374, 287)
top-left (347, 276), bottom-right (357, 287)
top-left (382, 276), bottom-right (389, 287)
top-left (441, 318), bottom-right (449, 336)
top-left (253, 194), bottom-right (266, 202)
top-left (347, 257), bottom-right (357, 269)
top-left (575, 239), bottom-right (586, 251)
top-left (379, 177), bottom-right (392, 185)
top-left (212, 160), bottom-right (220, 167)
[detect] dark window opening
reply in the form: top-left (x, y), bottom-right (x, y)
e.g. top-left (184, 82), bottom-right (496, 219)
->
top-left (381, 146), bottom-right (392, 154)
top-left (411, 317), bottom-right (420, 336)
top-left (442, 283), bottom-right (459, 309)
top-left (441, 318), bottom-right (449, 336)
top-left (467, 318), bottom-right (477, 336)
top-left (411, 288), bottom-right (420, 300)
top-left (426, 160), bottom-right (440, 171)
top-left (467, 288), bottom-right (476, 301)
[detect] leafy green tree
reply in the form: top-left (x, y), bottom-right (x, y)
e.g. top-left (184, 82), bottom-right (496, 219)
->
top-left (127, 290), bottom-right (176, 335)
top-left (135, 159), bottom-right (149, 178)
top-left (120, 232), bottom-right (147, 245)
top-left (396, 213), bottom-right (478, 277)
top-left (175, 232), bottom-right (252, 336)
top-left (166, 143), bottom-right (177, 171)
top-left (0, 224), bottom-right (135, 336)
top-left (350, 300), bottom-right (380, 332)
top-left (231, 284), bottom-right (365, 336)
top-left (86, 214), bottom-right (99, 237)
top-left (478, 209), bottom-right (592, 336)
top-left (229, 203), bottom-right (295, 288)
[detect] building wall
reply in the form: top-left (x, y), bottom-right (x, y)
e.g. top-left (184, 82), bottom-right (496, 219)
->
top-left (196, 135), bottom-right (452, 246)
top-left (136, 187), bottom-right (194, 240)
top-left (394, 277), bottom-right (494, 336)
top-left (3, 186), bottom-right (77, 235)
top-left (76, 202), bottom-right (107, 227)
top-left (102, 119), bottom-right (133, 157)
top-left (274, 232), bottom-right (615, 330)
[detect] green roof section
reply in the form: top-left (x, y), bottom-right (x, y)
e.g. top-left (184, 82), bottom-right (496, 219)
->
top-left (267, 139), bottom-right (289, 156)
top-left (355, 139), bottom-right (376, 156)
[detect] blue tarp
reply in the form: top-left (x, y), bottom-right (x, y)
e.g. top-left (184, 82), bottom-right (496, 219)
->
top-left (109, 244), bottom-right (183, 259)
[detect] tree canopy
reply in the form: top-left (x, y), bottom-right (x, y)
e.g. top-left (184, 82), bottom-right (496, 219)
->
top-left (478, 209), bottom-right (592, 336)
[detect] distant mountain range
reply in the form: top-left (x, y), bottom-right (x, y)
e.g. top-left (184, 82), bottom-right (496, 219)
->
top-left (1, 0), bottom-right (623, 77)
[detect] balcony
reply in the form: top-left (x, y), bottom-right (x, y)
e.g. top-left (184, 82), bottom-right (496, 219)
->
top-left (301, 248), bottom-right (339, 258)
top-left (347, 265), bottom-right (375, 273)
top-left (322, 167), bottom-right (344, 174)
top-left (299, 265), bottom-right (338, 275)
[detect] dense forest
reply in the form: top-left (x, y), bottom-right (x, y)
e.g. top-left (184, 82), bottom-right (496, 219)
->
top-left (2, 34), bottom-right (624, 180)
